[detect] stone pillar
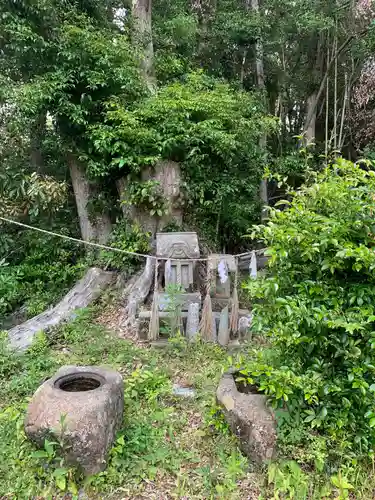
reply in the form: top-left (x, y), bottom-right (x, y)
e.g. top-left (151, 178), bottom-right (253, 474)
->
top-left (186, 302), bottom-right (200, 341)
top-left (238, 314), bottom-right (252, 340)
top-left (211, 315), bottom-right (218, 343)
top-left (218, 306), bottom-right (230, 346)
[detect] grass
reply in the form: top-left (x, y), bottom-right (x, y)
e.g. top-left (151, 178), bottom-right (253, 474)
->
top-left (0, 308), bottom-right (263, 499)
top-left (2, 306), bottom-right (375, 499)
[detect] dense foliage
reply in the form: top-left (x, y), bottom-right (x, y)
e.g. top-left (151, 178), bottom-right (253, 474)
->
top-left (243, 160), bottom-right (375, 462)
top-left (90, 73), bottom-right (276, 246)
top-left (0, 231), bottom-right (85, 321)
top-left (2, 0), bottom-right (373, 260)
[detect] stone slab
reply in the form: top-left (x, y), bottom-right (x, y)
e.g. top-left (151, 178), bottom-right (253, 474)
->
top-left (156, 232), bottom-right (200, 259)
top-left (172, 384), bottom-right (196, 398)
top-left (150, 339), bottom-right (170, 349)
top-left (186, 302), bottom-right (200, 341)
top-left (159, 292), bottom-right (201, 312)
top-left (218, 306), bottom-right (230, 346)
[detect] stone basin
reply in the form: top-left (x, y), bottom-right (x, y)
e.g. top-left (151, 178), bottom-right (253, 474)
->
top-left (25, 365), bottom-right (124, 475)
top-left (216, 372), bottom-right (277, 463)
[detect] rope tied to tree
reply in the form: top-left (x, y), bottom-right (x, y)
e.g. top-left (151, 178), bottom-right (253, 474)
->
top-left (0, 216), bottom-right (265, 262)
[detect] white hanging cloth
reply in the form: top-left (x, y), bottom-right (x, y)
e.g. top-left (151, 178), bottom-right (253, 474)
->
top-left (218, 259), bottom-right (228, 284)
top-left (249, 251), bottom-right (257, 279)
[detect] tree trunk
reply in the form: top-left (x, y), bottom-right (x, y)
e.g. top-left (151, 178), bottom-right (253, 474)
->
top-left (95, 211), bottom-right (113, 245)
top-left (8, 268), bottom-right (115, 351)
top-left (192, 0), bottom-right (217, 57)
top-left (30, 112), bottom-right (46, 171)
top-left (117, 0), bottom-right (156, 230)
top-left (249, 0), bottom-right (268, 220)
top-left (68, 153), bottom-right (112, 243)
top-left (303, 33), bottom-right (361, 137)
top-left (304, 92), bottom-right (317, 145)
top-left (132, 0), bottom-right (155, 91)
top-left (121, 5), bottom-right (184, 235)
top-left (240, 49), bottom-right (248, 87)
top-left (116, 161), bottom-right (182, 237)
top-left (123, 257), bottom-right (155, 329)
top-left (116, 177), bottom-right (132, 218)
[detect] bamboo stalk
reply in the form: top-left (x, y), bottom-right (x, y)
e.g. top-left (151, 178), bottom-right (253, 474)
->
top-left (325, 36), bottom-right (330, 162)
top-left (333, 26), bottom-right (338, 153)
top-left (303, 32), bottom-right (366, 134)
top-left (339, 72), bottom-right (348, 150)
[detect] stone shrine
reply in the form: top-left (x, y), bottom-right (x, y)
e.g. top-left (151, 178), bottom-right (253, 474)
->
top-left (135, 232), bottom-right (251, 344)
top-left (137, 232), bottom-right (201, 340)
top-left (208, 254), bottom-right (237, 309)
top-left (157, 232), bottom-right (200, 290)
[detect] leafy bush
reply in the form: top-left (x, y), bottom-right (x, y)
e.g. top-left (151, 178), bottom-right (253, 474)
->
top-left (94, 219), bottom-right (151, 272)
top-left (89, 72), bottom-right (277, 249)
top-left (243, 159), bottom-right (375, 458)
top-left (121, 179), bottom-right (168, 217)
top-left (0, 230), bottom-right (85, 320)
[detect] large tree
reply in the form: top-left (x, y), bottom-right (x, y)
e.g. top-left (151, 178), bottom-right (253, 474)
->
top-left (0, 0), bottom-right (144, 242)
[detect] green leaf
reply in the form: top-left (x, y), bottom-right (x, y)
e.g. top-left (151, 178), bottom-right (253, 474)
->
top-left (68, 481), bottom-right (78, 495)
top-left (31, 450), bottom-right (49, 459)
top-left (331, 475), bottom-right (339, 487)
top-left (53, 468), bottom-right (69, 477)
top-left (304, 414), bottom-right (315, 423)
top-left (319, 407), bottom-right (328, 419)
top-left (268, 463), bottom-right (277, 483)
top-left (117, 435), bottom-right (125, 446)
top-left (341, 479), bottom-right (354, 489)
top-left (44, 439), bottom-right (56, 456)
top-left (55, 475), bottom-right (67, 491)
top-left (274, 200), bottom-right (291, 206)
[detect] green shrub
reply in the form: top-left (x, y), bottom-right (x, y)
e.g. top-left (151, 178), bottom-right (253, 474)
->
top-left (242, 159), bottom-right (375, 458)
top-left (94, 219), bottom-right (151, 272)
top-left (0, 234), bottom-right (85, 320)
top-left (89, 72), bottom-right (276, 249)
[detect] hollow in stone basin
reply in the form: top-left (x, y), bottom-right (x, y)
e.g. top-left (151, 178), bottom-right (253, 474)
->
top-left (235, 378), bottom-right (262, 395)
top-left (55, 372), bottom-right (104, 392)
